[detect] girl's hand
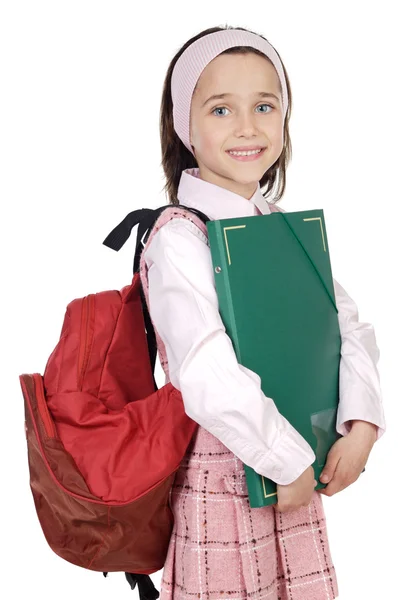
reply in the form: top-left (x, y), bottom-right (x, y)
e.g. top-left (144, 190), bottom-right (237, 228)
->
top-left (275, 465), bottom-right (317, 513)
top-left (318, 420), bottom-right (378, 497)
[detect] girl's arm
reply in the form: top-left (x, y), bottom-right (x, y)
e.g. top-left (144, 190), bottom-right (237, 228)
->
top-left (144, 217), bottom-right (315, 486)
top-left (333, 278), bottom-right (386, 439)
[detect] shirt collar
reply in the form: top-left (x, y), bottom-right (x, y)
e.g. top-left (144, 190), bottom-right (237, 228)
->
top-left (177, 167), bottom-right (271, 220)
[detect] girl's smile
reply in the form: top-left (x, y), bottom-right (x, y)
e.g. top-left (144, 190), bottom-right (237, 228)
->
top-left (226, 147), bottom-right (267, 161)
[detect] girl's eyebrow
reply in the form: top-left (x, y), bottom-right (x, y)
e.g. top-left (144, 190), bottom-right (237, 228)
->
top-left (202, 91), bottom-right (280, 107)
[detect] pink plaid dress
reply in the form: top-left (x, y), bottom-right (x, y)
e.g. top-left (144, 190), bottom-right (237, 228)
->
top-left (161, 427), bottom-right (338, 600)
top-left (140, 207), bottom-right (339, 600)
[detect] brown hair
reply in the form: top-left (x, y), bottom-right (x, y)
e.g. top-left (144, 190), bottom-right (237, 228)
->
top-left (159, 25), bottom-right (293, 206)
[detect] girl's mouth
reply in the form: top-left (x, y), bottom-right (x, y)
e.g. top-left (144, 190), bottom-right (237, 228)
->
top-left (226, 147), bottom-right (266, 162)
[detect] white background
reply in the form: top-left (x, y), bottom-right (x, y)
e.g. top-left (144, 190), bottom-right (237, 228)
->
top-left (1, 1), bottom-right (397, 598)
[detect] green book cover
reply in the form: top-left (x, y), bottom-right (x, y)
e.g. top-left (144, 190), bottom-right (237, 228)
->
top-left (206, 209), bottom-right (342, 508)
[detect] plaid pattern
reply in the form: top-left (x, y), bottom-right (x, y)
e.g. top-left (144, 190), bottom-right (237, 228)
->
top-left (140, 207), bottom-right (339, 599)
top-left (160, 426), bottom-right (339, 600)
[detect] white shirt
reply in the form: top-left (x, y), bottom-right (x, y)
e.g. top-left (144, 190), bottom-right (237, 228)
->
top-left (144, 167), bottom-right (386, 486)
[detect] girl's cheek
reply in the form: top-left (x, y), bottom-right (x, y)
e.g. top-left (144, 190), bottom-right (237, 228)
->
top-left (198, 132), bottom-right (218, 154)
top-left (205, 125), bottom-right (226, 149)
top-left (191, 118), bottom-right (228, 154)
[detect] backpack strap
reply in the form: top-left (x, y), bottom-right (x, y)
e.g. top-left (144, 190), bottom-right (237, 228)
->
top-left (103, 205), bottom-right (210, 389)
top-left (103, 205), bottom-right (210, 271)
top-left (138, 206), bottom-right (210, 383)
top-left (124, 572), bottom-right (160, 600)
top-left (103, 571), bottom-right (160, 600)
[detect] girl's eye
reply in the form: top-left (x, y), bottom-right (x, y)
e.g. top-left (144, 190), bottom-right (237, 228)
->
top-left (211, 103), bottom-right (273, 117)
top-left (212, 106), bottom-right (230, 117)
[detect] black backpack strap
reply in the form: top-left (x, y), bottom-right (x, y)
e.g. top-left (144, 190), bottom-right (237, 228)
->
top-left (140, 282), bottom-right (157, 388)
top-left (103, 204), bottom-right (210, 271)
top-left (102, 204), bottom-right (211, 392)
top-left (103, 572), bottom-right (159, 600)
top-left (103, 206), bottom-right (168, 390)
top-left (125, 573), bottom-right (159, 600)
top-left (102, 207), bottom-right (162, 273)
top-left (177, 205), bottom-right (211, 226)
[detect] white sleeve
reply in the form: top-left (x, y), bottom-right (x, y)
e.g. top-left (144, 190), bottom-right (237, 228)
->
top-left (143, 217), bottom-right (316, 486)
top-left (333, 278), bottom-right (386, 439)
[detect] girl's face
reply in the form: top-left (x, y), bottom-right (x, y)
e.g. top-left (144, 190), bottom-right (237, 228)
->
top-left (189, 52), bottom-right (284, 199)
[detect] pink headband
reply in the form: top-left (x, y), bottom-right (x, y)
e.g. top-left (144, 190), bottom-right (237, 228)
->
top-left (171, 29), bottom-right (289, 154)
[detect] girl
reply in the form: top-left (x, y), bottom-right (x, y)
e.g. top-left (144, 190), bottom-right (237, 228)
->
top-left (140, 25), bottom-right (386, 600)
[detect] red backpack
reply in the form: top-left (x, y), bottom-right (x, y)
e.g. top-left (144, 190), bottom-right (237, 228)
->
top-left (19, 204), bottom-right (210, 599)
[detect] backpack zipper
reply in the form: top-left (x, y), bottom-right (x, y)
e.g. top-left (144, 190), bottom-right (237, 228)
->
top-left (77, 294), bottom-right (95, 390)
top-left (34, 373), bottom-right (57, 438)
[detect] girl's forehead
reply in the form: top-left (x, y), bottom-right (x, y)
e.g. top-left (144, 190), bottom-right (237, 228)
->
top-left (194, 54), bottom-right (281, 100)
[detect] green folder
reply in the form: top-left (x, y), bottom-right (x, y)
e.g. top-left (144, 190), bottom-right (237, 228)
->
top-left (206, 209), bottom-right (342, 508)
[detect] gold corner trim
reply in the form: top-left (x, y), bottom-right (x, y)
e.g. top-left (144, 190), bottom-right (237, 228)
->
top-left (303, 217), bottom-right (326, 252)
top-left (223, 225), bottom-right (246, 265)
top-left (261, 476), bottom-right (278, 499)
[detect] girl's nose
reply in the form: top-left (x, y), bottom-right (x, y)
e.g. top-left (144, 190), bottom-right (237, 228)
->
top-left (234, 112), bottom-right (259, 136)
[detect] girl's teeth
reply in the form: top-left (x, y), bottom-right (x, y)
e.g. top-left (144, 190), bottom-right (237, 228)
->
top-left (228, 149), bottom-right (262, 156)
